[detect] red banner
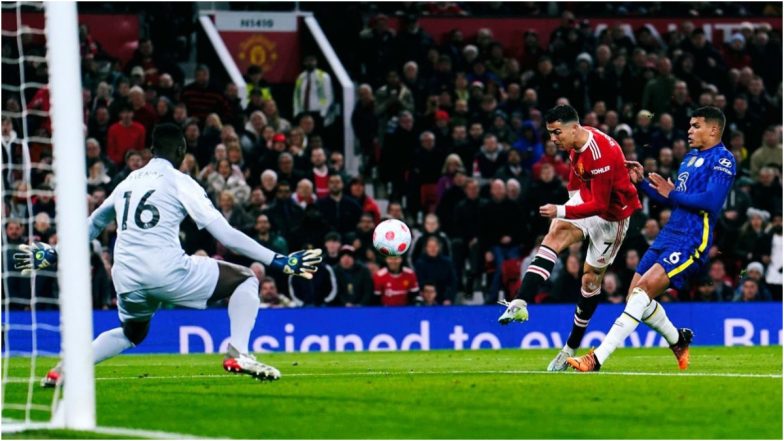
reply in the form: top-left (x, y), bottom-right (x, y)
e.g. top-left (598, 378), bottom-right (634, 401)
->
top-left (1, 12), bottom-right (139, 63)
top-left (397, 16), bottom-right (783, 59)
top-left (213, 12), bottom-right (300, 83)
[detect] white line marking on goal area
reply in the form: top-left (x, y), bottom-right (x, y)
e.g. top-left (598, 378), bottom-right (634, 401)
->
top-left (1, 420), bottom-right (211, 439)
top-left (92, 369), bottom-right (782, 381)
top-left (92, 425), bottom-right (213, 440)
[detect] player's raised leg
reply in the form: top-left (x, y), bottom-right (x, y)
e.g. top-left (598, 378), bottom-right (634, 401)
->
top-left (42, 314), bottom-right (154, 387)
top-left (630, 271), bottom-right (692, 369)
top-left (498, 220), bottom-right (583, 324)
top-left (568, 263), bottom-right (674, 371)
top-left (210, 261), bottom-right (280, 381)
top-left (547, 263), bottom-right (604, 371)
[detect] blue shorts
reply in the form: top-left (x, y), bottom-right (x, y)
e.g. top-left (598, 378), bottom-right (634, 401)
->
top-left (638, 240), bottom-right (708, 291)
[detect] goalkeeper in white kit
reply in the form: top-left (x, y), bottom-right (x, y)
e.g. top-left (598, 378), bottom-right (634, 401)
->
top-left (15, 123), bottom-right (322, 384)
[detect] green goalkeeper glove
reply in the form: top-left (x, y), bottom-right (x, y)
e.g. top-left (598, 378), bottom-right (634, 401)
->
top-left (270, 248), bottom-right (323, 279)
top-left (13, 242), bottom-right (58, 274)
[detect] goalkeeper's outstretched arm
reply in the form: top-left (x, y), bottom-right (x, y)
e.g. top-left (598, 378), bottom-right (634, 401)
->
top-left (204, 216), bottom-right (322, 279)
top-left (87, 196), bottom-right (116, 241)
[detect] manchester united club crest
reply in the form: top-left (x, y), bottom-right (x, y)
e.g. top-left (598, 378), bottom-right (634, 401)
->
top-left (238, 35), bottom-right (278, 70)
top-left (576, 161), bottom-right (585, 177)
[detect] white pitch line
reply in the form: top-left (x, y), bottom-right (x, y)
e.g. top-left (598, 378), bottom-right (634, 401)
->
top-left (80, 369), bottom-right (782, 381)
top-left (93, 425), bottom-right (213, 440)
top-left (0, 420), bottom-right (211, 439)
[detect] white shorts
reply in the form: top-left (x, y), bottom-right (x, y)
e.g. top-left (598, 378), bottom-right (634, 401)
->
top-left (556, 192), bottom-right (630, 269)
top-left (116, 255), bottom-right (220, 322)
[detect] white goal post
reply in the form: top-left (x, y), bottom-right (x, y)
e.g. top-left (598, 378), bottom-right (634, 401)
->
top-left (44, 1), bottom-right (96, 430)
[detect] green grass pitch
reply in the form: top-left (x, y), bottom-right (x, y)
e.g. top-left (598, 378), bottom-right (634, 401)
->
top-left (3, 346), bottom-right (782, 439)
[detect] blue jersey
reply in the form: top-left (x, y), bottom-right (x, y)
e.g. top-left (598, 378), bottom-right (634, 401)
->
top-left (638, 143), bottom-right (735, 288)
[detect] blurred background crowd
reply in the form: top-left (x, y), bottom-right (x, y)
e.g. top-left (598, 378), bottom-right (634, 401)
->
top-left (2, 2), bottom-right (782, 310)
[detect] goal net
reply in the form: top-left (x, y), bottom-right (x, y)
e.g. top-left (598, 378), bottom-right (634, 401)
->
top-left (2, 0), bottom-right (95, 432)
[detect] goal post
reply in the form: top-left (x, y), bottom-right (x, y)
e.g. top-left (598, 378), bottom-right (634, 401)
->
top-left (44, 1), bottom-right (95, 430)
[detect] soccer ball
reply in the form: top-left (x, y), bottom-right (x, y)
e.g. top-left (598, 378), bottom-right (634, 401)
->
top-left (373, 219), bottom-right (412, 256)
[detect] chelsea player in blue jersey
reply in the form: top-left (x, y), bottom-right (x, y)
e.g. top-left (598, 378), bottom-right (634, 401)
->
top-left (568, 107), bottom-right (736, 371)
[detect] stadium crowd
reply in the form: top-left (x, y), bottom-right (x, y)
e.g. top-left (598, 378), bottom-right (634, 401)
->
top-left (2, 3), bottom-right (782, 311)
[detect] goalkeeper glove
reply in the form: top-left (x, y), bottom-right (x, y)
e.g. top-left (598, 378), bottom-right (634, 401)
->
top-left (270, 248), bottom-right (323, 279)
top-left (13, 242), bottom-right (58, 274)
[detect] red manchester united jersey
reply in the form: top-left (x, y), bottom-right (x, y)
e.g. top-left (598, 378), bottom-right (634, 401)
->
top-left (373, 267), bottom-right (419, 306)
top-left (565, 126), bottom-right (641, 221)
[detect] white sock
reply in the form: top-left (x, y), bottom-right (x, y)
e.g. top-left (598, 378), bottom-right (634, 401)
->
top-left (642, 300), bottom-right (679, 345)
top-left (228, 277), bottom-right (260, 355)
top-left (594, 288), bottom-right (650, 365)
top-left (92, 327), bottom-right (134, 364)
top-left (561, 345), bottom-right (575, 356)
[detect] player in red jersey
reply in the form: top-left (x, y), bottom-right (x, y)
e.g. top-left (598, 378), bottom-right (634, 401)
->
top-left (498, 105), bottom-right (642, 371)
top-left (373, 255), bottom-right (420, 306)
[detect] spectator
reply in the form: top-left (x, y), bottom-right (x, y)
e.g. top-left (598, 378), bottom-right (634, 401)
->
top-left (87, 105), bottom-right (111, 149)
top-left (249, 213), bottom-right (288, 257)
top-left (277, 152), bottom-right (306, 187)
top-left (207, 158), bottom-right (251, 205)
top-left (750, 126), bottom-right (782, 179)
top-left (333, 245), bottom-right (374, 306)
top-left (375, 70), bottom-right (415, 119)
top-left (693, 276), bottom-right (723, 302)
top-left (532, 140), bottom-right (570, 182)
top-left (31, 212), bottom-right (54, 243)
top-left (413, 131), bottom-right (446, 214)
top-left (735, 261), bottom-right (773, 301)
top-left (650, 113), bottom-right (685, 152)
top-left (240, 110), bottom-right (267, 160)
top-left (479, 179), bottom-right (525, 303)
top-left (472, 134), bottom-right (507, 186)
top-left (128, 86), bottom-right (157, 135)
top-left (106, 105), bottom-right (146, 167)
top-left (436, 154), bottom-right (466, 201)
top-left (293, 55), bottom-right (334, 127)
top-left (181, 65), bottom-right (229, 124)
top-left (551, 254), bottom-right (582, 304)
top-left (436, 170), bottom-right (467, 237)
top-left (733, 278), bottom-right (764, 302)
top-left (218, 190), bottom-right (254, 232)
top-left (259, 276), bottom-right (294, 309)
top-left (451, 177), bottom-right (482, 292)
top-left (306, 146), bottom-right (331, 199)
top-left (416, 282), bottom-right (440, 306)
top-left (512, 120), bottom-right (544, 168)
top-left (642, 57), bottom-right (676, 116)
top-left (352, 84), bottom-right (379, 173)
top-left (329, 151), bottom-right (352, 185)
top-left (528, 163), bottom-right (568, 238)
top-left (414, 236), bottom-right (458, 305)
top-left (256, 133), bottom-right (288, 183)
top-left (380, 111), bottom-right (417, 200)
top-left (264, 181), bottom-right (305, 238)
top-left (348, 176), bottom-right (381, 224)
top-left (315, 173), bottom-right (363, 236)
top-left (87, 161), bottom-right (112, 192)
top-left (707, 260), bottom-right (736, 301)
top-left (245, 64), bottom-right (274, 102)
top-left (350, 212), bottom-right (376, 260)
top-left (85, 137), bottom-right (117, 178)
top-left (259, 169), bottom-right (278, 202)
top-left (410, 212), bottom-right (452, 261)
top-left (603, 272), bottom-right (625, 304)
top-left (751, 166), bottom-right (782, 215)
top-left (292, 178), bottom-right (317, 209)
top-left (245, 187), bottom-right (268, 219)
top-left (373, 255), bottom-right (419, 306)
top-left (289, 260), bottom-right (338, 306)
top-left (322, 231), bottom-right (342, 267)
